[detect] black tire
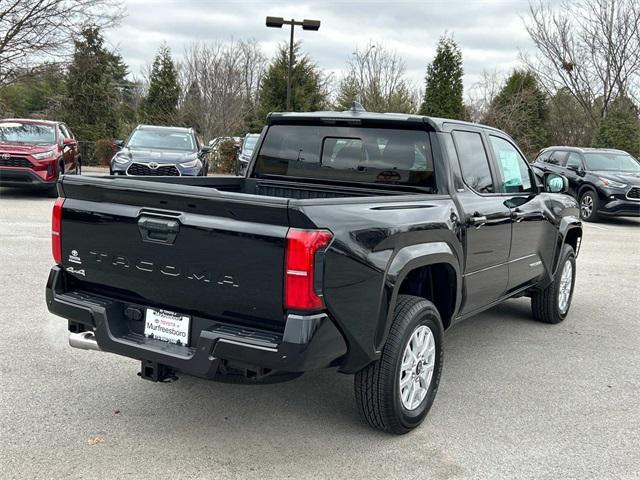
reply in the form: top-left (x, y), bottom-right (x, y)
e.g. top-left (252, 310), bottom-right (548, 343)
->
top-left (531, 244), bottom-right (576, 324)
top-left (46, 162), bottom-right (63, 197)
top-left (75, 158), bottom-right (82, 175)
top-left (354, 295), bottom-right (444, 434)
top-left (579, 190), bottom-right (599, 222)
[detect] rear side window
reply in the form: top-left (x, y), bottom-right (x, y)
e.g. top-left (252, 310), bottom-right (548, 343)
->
top-left (452, 130), bottom-right (494, 193)
top-left (547, 151), bottom-right (566, 166)
top-left (254, 125), bottom-right (435, 190)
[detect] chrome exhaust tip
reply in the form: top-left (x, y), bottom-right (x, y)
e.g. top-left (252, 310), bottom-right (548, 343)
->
top-left (69, 331), bottom-right (100, 351)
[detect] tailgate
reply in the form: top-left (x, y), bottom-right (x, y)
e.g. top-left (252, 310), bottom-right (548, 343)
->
top-left (58, 176), bottom-right (290, 331)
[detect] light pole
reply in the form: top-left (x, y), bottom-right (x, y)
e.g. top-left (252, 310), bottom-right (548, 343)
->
top-left (266, 16), bottom-right (321, 111)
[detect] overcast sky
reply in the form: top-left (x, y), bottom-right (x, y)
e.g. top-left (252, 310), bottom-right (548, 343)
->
top-left (104, 0), bottom-right (537, 96)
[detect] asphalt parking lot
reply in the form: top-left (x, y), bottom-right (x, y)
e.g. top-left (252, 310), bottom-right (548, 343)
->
top-left (1, 187), bottom-right (639, 480)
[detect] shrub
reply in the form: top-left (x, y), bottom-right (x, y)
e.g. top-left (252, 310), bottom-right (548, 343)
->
top-left (216, 140), bottom-right (239, 174)
top-left (95, 139), bottom-right (117, 166)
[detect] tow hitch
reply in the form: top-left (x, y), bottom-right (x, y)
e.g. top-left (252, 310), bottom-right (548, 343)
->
top-left (138, 360), bottom-right (178, 383)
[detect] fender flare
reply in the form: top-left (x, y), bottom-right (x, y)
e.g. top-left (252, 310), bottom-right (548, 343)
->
top-left (552, 218), bottom-right (582, 276)
top-left (374, 242), bottom-right (461, 351)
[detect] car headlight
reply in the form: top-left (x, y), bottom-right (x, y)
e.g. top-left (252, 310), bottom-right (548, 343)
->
top-left (599, 177), bottom-right (627, 189)
top-left (179, 159), bottom-right (200, 168)
top-left (32, 150), bottom-right (54, 160)
top-left (113, 153), bottom-right (130, 164)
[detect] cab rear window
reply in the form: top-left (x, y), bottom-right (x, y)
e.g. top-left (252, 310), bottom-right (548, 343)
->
top-left (253, 125), bottom-right (435, 190)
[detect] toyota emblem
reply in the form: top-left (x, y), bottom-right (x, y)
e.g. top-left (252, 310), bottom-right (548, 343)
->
top-left (148, 162), bottom-right (159, 169)
top-left (1, 153), bottom-right (9, 160)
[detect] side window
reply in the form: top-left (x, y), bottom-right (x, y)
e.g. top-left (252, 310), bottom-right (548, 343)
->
top-left (452, 130), bottom-right (494, 193)
top-left (566, 152), bottom-right (582, 170)
top-left (59, 124), bottom-right (71, 139)
top-left (489, 136), bottom-right (534, 194)
top-left (547, 151), bottom-right (565, 166)
top-left (537, 150), bottom-right (551, 163)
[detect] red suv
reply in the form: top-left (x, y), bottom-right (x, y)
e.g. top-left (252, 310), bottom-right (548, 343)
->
top-left (0, 119), bottom-right (81, 191)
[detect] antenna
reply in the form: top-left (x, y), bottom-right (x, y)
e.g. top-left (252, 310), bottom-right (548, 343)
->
top-left (349, 101), bottom-right (366, 113)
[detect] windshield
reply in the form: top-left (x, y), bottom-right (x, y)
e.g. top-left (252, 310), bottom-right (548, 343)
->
top-left (243, 135), bottom-right (259, 152)
top-left (0, 122), bottom-right (56, 145)
top-left (127, 129), bottom-right (196, 152)
top-left (584, 152), bottom-right (640, 173)
top-left (254, 125), bottom-right (435, 190)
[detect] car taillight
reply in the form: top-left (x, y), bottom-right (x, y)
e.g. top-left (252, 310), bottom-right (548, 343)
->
top-left (284, 228), bottom-right (333, 310)
top-left (52, 198), bottom-right (64, 264)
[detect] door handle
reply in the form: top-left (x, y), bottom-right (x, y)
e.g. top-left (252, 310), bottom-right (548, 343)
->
top-left (469, 214), bottom-right (487, 228)
top-left (511, 210), bottom-right (526, 222)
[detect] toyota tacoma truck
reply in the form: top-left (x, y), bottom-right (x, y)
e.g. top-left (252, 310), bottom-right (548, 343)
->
top-left (46, 107), bottom-right (582, 434)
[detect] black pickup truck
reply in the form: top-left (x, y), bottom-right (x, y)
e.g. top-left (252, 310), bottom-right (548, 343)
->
top-left (46, 109), bottom-right (582, 434)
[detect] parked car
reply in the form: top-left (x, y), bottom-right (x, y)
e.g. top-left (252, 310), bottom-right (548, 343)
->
top-left (0, 118), bottom-right (80, 191)
top-left (46, 109), bottom-right (582, 434)
top-left (533, 146), bottom-right (640, 221)
top-left (110, 125), bottom-right (210, 176)
top-left (237, 133), bottom-right (260, 174)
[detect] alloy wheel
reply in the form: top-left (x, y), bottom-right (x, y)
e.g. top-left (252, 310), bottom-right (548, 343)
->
top-left (558, 259), bottom-right (573, 314)
top-left (399, 325), bottom-right (435, 411)
top-left (580, 195), bottom-right (593, 219)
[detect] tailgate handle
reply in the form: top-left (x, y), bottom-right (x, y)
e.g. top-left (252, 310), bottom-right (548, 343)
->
top-left (138, 217), bottom-right (180, 244)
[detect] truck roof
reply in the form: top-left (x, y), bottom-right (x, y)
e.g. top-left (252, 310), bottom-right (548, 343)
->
top-left (267, 110), bottom-right (504, 134)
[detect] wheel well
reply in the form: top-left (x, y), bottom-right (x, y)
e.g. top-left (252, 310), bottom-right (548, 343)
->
top-left (398, 263), bottom-right (456, 329)
top-left (564, 227), bottom-right (582, 254)
top-left (578, 184), bottom-right (596, 199)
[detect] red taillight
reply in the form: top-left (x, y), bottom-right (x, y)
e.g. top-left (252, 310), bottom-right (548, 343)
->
top-left (52, 198), bottom-right (64, 264)
top-left (284, 228), bottom-right (333, 310)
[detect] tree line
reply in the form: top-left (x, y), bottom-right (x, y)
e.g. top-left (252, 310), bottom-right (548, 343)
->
top-left (1, 0), bottom-right (638, 162)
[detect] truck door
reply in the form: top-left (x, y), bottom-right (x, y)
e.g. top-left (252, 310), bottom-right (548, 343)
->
top-left (450, 129), bottom-right (512, 315)
top-left (486, 134), bottom-right (552, 291)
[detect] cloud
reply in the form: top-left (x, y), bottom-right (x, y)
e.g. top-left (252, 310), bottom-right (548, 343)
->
top-left (105, 0), bottom-right (536, 92)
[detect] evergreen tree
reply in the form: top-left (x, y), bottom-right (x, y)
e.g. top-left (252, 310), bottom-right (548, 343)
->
top-left (593, 96), bottom-right (640, 157)
top-left (419, 36), bottom-right (464, 119)
top-left (143, 44), bottom-right (180, 125)
top-left (335, 75), bottom-right (359, 111)
top-left (484, 69), bottom-right (549, 158)
top-left (257, 42), bottom-right (326, 120)
top-left (0, 63), bottom-right (66, 117)
top-left (63, 26), bottom-right (130, 141)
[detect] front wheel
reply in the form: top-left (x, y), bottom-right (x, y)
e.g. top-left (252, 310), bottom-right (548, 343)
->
top-left (579, 190), bottom-right (599, 222)
top-left (354, 295), bottom-right (444, 434)
top-left (531, 244), bottom-right (576, 324)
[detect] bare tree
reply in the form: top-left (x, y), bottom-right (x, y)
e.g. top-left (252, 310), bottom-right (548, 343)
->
top-left (178, 39), bottom-right (266, 140)
top-left (465, 69), bottom-right (505, 122)
top-left (336, 42), bottom-right (418, 113)
top-left (0, 0), bottom-right (124, 85)
top-left (523, 0), bottom-right (640, 127)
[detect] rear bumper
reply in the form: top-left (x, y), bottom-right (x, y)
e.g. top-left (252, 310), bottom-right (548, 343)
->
top-left (0, 167), bottom-right (55, 188)
top-left (46, 266), bottom-right (347, 378)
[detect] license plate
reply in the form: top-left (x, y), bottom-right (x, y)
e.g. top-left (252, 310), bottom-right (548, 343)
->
top-left (144, 308), bottom-right (191, 346)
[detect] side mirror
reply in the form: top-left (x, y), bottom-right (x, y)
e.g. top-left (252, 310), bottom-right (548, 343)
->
top-left (114, 139), bottom-right (125, 148)
top-left (200, 145), bottom-right (212, 154)
top-left (63, 137), bottom-right (76, 147)
top-left (567, 164), bottom-right (578, 172)
top-left (544, 173), bottom-right (569, 193)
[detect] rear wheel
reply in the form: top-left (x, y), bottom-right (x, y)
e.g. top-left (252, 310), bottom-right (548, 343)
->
top-left (354, 295), bottom-right (444, 434)
top-left (531, 244), bottom-right (576, 324)
top-left (579, 190), bottom-right (599, 222)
